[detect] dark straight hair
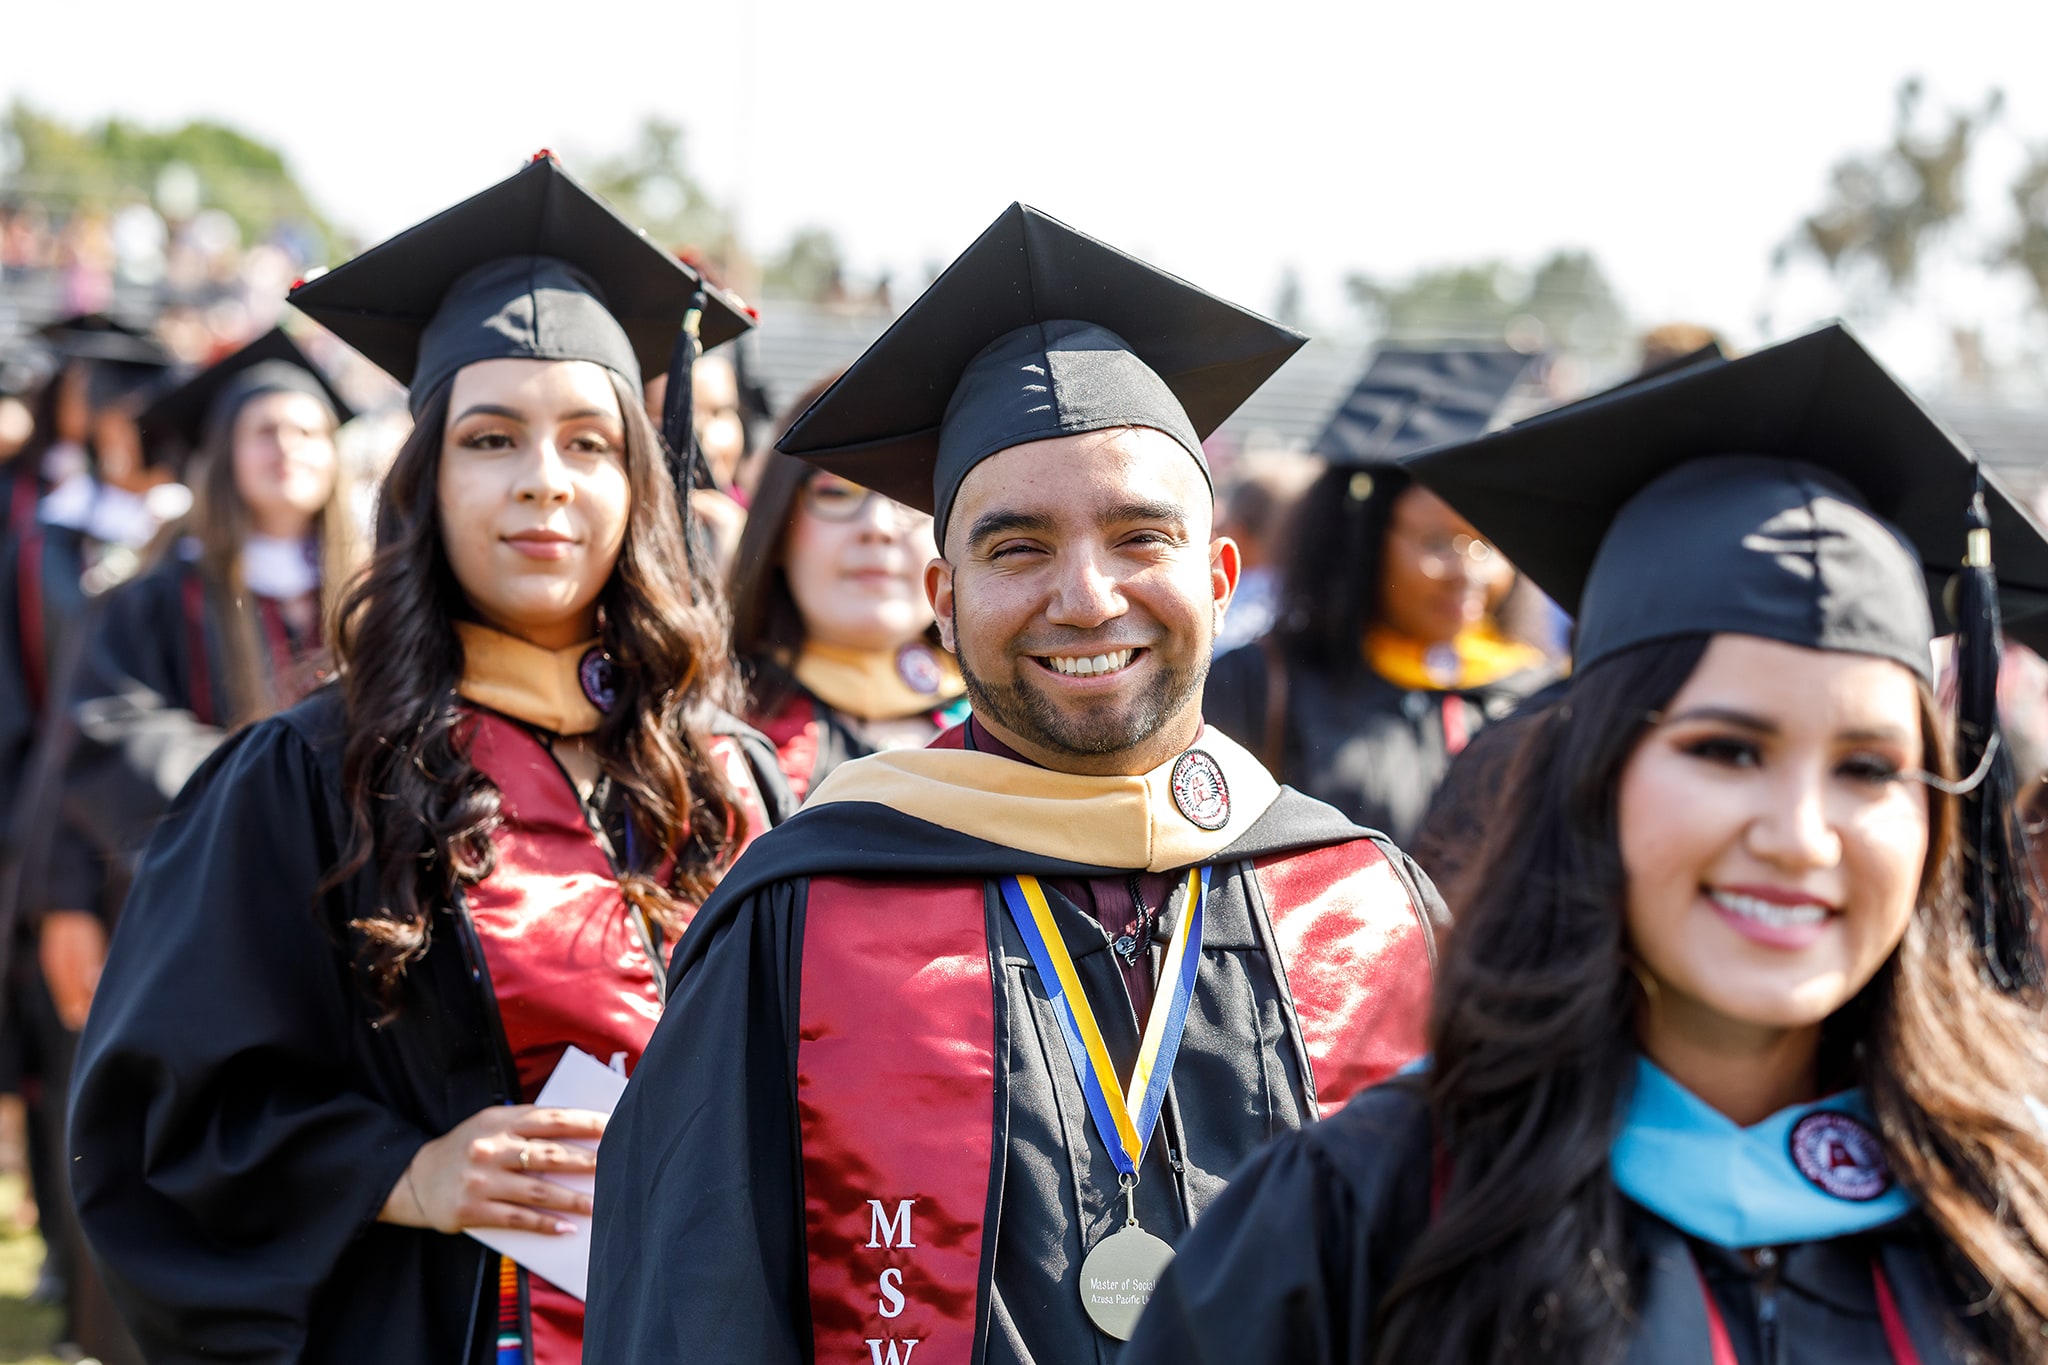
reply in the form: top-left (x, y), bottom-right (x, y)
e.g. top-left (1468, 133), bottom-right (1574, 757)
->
top-left (1375, 634), bottom-right (2048, 1364)
top-left (1271, 459), bottom-right (1409, 673)
top-left (328, 369), bottom-right (742, 1008)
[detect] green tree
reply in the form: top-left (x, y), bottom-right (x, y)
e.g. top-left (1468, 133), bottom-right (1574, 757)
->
top-left (762, 226), bottom-right (848, 303)
top-left (1782, 78), bottom-right (1999, 300)
top-left (1, 101), bottom-right (339, 257)
top-left (1345, 250), bottom-right (1626, 354)
top-left (584, 118), bottom-right (736, 268)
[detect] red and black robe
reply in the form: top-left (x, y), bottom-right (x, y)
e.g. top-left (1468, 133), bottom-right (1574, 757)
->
top-left (586, 723), bottom-right (1440, 1364)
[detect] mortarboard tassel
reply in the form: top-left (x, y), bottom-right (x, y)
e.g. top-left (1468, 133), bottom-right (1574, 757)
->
top-left (661, 292), bottom-right (707, 591)
top-left (1951, 480), bottom-right (2044, 995)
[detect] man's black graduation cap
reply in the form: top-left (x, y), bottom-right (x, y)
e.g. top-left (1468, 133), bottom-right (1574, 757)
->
top-left (777, 203), bottom-right (1307, 538)
top-left (34, 313), bottom-right (173, 407)
top-left (1403, 322), bottom-right (2048, 672)
top-left (287, 153), bottom-right (752, 412)
top-left (1313, 346), bottom-right (1538, 466)
top-left (137, 327), bottom-right (354, 470)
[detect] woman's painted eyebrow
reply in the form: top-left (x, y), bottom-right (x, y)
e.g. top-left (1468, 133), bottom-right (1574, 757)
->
top-left (452, 403), bottom-right (525, 424)
top-left (1660, 705), bottom-right (1910, 743)
top-left (451, 404), bottom-right (618, 424)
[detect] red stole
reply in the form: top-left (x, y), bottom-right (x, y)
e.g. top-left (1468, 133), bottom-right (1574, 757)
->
top-left (1254, 840), bottom-right (1434, 1115)
top-left (795, 844), bottom-right (1432, 1359)
top-left (461, 712), bottom-right (660, 1365)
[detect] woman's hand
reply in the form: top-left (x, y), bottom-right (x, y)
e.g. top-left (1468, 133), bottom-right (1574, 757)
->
top-left (379, 1105), bottom-right (607, 1235)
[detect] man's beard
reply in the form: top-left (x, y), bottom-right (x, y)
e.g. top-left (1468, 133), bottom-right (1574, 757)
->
top-left (956, 628), bottom-right (1210, 761)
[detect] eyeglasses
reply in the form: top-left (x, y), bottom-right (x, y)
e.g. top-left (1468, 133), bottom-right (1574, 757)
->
top-left (1393, 525), bottom-right (1511, 582)
top-left (801, 474), bottom-right (931, 527)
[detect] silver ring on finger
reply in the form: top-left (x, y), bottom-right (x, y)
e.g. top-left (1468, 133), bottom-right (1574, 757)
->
top-left (518, 1142), bottom-right (532, 1172)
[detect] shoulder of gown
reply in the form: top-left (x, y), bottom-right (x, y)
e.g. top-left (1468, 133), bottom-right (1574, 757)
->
top-left (69, 686), bottom-right (424, 1361)
top-left (1124, 1078), bottom-right (1437, 1365)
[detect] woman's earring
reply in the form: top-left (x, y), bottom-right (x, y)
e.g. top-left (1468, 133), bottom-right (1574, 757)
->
top-left (1624, 955), bottom-right (1662, 1008)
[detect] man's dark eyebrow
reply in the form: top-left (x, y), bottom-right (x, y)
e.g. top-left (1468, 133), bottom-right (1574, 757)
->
top-left (1100, 499), bottom-right (1185, 527)
top-left (967, 509), bottom-right (1056, 549)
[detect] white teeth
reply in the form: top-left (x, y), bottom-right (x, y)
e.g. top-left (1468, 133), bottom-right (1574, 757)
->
top-left (1709, 890), bottom-right (1831, 928)
top-left (1045, 649), bottom-right (1135, 677)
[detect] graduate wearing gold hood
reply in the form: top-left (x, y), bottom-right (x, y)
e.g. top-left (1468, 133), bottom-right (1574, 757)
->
top-left (586, 205), bottom-right (1441, 1365)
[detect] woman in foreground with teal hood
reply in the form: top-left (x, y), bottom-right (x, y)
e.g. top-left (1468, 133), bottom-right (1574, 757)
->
top-left (1126, 326), bottom-right (2048, 1364)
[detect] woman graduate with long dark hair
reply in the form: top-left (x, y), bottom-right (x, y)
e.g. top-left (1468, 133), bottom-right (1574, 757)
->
top-left (1127, 325), bottom-right (2048, 1364)
top-left (68, 155), bottom-right (789, 1365)
top-left (728, 378), bottom-right (968, 801)
top-left (18, 327), bottom-right (360, 1030)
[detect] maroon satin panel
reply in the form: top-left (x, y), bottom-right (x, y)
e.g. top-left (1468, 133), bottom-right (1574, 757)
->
top-left (464, 713), bottom-right (662, 1365)
top-left (799, 877), bottom-right (993, 1364)
top-left (752, 691), bottom-right (823, 802)
top-left (1257, 840), bottom-right (1433, 1115)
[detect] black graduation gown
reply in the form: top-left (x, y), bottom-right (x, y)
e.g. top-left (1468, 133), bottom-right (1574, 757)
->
top-left (0, 475), bottom-right (92, 843)
top-left (68, 689), bottom-right (793, 1365)
top-left (583, 787), bottom-right (1442, 1365)
top-left (1124, 1081), bottom-right (1990, 1365)
top-left (14, 556), bottom-right (284, 923)
top-left (1203, 642), bottom-right (1556, 847)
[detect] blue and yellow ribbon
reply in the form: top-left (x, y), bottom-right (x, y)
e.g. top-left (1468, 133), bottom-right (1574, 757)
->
top-left (999, 867), bottom-right (1209, 1177)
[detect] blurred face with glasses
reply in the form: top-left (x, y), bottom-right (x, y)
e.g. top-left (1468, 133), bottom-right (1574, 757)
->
top-left (1378, 486), bottom-right (1509, 645)
top-left (783, 471), bottom-right (941, 652)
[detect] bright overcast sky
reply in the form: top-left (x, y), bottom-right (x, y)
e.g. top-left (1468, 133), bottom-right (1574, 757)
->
top-left (8, 0), bottom-right (2048, 383)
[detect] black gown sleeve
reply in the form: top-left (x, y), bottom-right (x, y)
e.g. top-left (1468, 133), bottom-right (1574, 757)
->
top-left (583, 876), bottom-right (811, 1364)
top-left (1124, 1082), bottom-right (1435, 1365)
top-left (14, 568), bottom-right (222, 922)
top-left (68, 714), bottom-right (428, 1364)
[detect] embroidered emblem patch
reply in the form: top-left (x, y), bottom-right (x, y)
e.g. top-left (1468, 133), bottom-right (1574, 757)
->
top-left (578, 647), bottom-right (618, 713)
top-left (1788, 1111), bottom-right (1891, 1202)
top-left (896, 642), bottom-right (944, 697)
top-left (1170, 749), bottom-right (1231, 830)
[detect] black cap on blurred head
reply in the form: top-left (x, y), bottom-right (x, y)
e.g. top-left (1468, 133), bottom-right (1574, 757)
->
top-left (1403, 323), bottom-right (2048, 674)
top-left (287, 154), bottom-right (752, 414)
top-left (138, 327), bottom-right (354, 471)
top-left (34, 313), bottom-right (173, 409)
top-left (1313, 346), bottom-right (1539, 468)
top-left (776, 203), bottom-right (1307, 538)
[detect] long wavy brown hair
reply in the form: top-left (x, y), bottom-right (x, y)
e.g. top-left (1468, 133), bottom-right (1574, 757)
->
top-left (1376, 634), bottom-right (2048, 1364)
top-left (146, 387), bottom-right (360, 726)
top-left (328, 371), bottom-right (741, 1007)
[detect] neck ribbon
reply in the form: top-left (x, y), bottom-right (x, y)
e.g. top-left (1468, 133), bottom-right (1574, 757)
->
top-left (1610, 1057), bottom-right (1915, 1249)
top-left (998, 867), bottom-right (1209, 1176)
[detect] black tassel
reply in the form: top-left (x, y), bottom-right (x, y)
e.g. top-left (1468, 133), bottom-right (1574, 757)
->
top-left (1952, 479), bottom-right (2044, 995)
top-left (661, 291), bottom-right (706, 591)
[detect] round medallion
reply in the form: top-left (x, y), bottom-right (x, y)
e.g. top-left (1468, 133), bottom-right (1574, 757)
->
top-left (1078, 1225), bottom-right (1175, 1340)
top-left (896, 642), bottom-right (944, 697)
top-left (1170, 749), bottom-right (1231, 830)
top-left (578, 647), bottom-right (618, 713)
top-left (1788, 1111), bottom-right (1891, 1202)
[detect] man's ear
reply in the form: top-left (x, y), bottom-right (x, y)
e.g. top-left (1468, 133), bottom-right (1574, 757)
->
top-left (926, 557), bottom-right (958, 654)
top-left (1209, 535), bottom-right (1242, 631)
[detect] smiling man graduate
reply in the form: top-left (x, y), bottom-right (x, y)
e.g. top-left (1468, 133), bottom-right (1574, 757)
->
top-left (584, 205), bottom-right (1441, 1365)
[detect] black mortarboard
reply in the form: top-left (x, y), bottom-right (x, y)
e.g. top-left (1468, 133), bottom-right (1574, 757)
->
top-left (777, 203), bottom-right (1307, 539)
top-left (1403, 323), bottom-right (2048, 675)
top-left (1313, 346), bottom-right (1538, 466)
top-left (286, 154), bottom-right (751, 414)
top-left (137, 327), bottom-right (354, 470)
top-left (34, 313), bottom-right (173, 408)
